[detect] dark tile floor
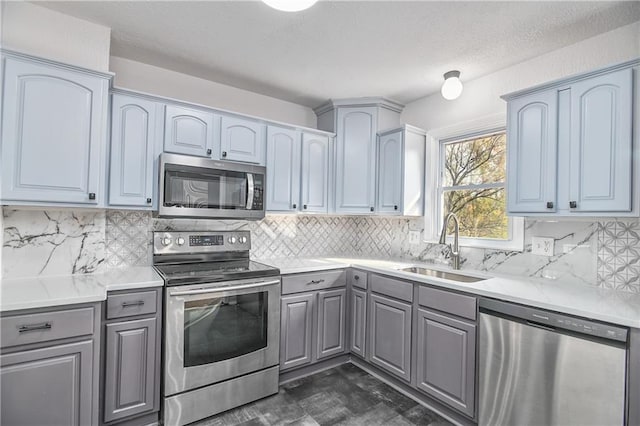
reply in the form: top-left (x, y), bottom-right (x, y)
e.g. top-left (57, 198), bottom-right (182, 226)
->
top-left (194, 364), bottom-right (454, 426)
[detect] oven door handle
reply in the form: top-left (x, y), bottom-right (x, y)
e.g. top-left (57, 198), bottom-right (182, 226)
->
top-left (169, 279), bottom-right (280, 296)
top-left (246, 173), bottom-right (255, 210)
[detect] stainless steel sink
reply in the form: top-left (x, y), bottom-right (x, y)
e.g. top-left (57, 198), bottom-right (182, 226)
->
top-left (399, 267), bottom-right (486, 283)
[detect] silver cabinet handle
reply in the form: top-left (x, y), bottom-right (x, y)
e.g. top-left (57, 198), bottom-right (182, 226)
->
top-left (170, 280), bottom-right (280, 296)
top-left (121, 300), bottom-right (145, 308)
top-left (308, 279), bottom-right (325, 285)
top-left (18, 322), bottom-right (52, 333)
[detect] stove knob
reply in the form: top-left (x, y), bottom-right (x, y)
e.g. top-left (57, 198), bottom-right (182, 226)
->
top-left (239, 236), bottom-right (247, 244)
top-left (228, 236), bottom-right (237, 244)
top-left (161, 237), bottom-right (172, 246)
top-left (176, 237), bottom-right (185, 246)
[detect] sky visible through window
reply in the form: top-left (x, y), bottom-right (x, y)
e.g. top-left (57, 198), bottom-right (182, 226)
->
top-left (441, 132), bottom-right (508, 239)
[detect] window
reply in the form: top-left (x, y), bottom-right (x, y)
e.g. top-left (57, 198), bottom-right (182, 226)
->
top-left (441, 132), bottom-right (508, 239)
top-left (425, 117), bottom-right (523, 251)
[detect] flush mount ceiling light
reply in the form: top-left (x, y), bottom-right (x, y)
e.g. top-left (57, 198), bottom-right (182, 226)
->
top-left (441, 70), bottom-right (463, 100)
top-left (262, 0), bottom-right (318, 12)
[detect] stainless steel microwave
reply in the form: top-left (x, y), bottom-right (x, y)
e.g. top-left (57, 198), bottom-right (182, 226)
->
top-left (158, 153), bottom-right (265, 220)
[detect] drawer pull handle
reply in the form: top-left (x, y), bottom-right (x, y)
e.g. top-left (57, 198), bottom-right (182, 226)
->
top-left (308, 279), bottom-right (325, 285)
top-left (354, 275), bottom-right (360, 280)
top-left (121, 300), bottom-right (145, 308)
top-left (18, 322), bottom-right (52, 333)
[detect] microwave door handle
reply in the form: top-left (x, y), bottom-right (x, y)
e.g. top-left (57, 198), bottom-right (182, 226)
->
top-left (246, 173), bottom-right (255, 209)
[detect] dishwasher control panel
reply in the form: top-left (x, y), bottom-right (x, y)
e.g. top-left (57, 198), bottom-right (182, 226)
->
top-left (480, 298), bottom-right (628, 343)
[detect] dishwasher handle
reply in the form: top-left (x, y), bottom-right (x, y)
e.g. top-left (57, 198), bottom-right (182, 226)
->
top-left (479, 298), bottom-right (628, 343)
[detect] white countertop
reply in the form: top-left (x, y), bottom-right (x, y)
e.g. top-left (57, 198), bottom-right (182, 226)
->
top-left (258, 257), bottom-right (640, 328)
top-left (0, 267), bottom-right (164, 313)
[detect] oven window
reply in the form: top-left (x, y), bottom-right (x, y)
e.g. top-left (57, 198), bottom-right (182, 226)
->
top-left (183, 292), bottom-right (268, 366)
top-left (164, 166), bottom-right (248, 209)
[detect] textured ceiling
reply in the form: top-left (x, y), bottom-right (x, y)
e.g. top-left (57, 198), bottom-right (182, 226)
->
top-left (36, 1), bottom-right (640, 108)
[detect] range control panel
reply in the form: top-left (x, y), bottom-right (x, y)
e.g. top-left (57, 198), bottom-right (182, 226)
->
top-left (153, 231), bottom-right (251, 254)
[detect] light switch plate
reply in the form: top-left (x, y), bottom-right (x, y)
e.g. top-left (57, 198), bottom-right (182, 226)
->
top-left (409, 231), bottom-right (421, 245)
top-left (532, 237), bottom-right (554, 256)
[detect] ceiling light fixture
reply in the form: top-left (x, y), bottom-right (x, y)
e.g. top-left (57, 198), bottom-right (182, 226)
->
top-left (441, 70), bottom-right (463, 100)
top-left (262, 0), bottom-right (318, 12)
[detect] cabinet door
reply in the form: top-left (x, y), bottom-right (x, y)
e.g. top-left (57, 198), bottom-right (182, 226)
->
top-left (369, 293), bottom-right (412, 381)
top-left (350, 287), bottom-right (367, 358)
top-left (164, 104), bottom-right (215, 157)
top-left (301, 133), bottom-right (330, 213)
top-left (220, 116), bottom-right (265, 164)
top-left (109, 95), bottom-right (159, 208)
top-left (506, 91), bottom-right (558, 213)
top-left (280, 293), bottom-right (314, 370)
top-left (104, 317), bottom-right (158, 423)
top-left (1, 340), bottom-right (94, 426)
top-left (377, 130), bottom-right (403, 214)
top-left (266, 126), bottom-right (301, 212)
top-left (569, 68), bottom-right (633, 212)
top-left (317, 288), bottom-right (346, 360)
top-left (416, 308), bottom-right (476, 418)
top-left (335, 107), bottom-right (377, 214)
top-left (1, 58), bottom-right (107, 205)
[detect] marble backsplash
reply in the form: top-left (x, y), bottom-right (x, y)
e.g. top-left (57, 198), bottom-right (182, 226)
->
top-left (2, 208), bottom-right (639, 293)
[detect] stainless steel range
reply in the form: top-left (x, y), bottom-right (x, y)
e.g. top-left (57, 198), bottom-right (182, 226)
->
top-left (153, 231), bottom-right (281, 426)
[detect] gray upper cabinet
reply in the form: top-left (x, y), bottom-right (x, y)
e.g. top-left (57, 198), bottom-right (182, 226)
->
top-left (314, 98), bottom-right (404, 215)
top-left (416, 308), bottom-right (476, 418)
top-left (316, 288), bottom-right (346, 360)
top-left (109, 94), bottom-right (162, 208)
top-left (220, 116), bottom-right (265, 164)
top-left (164, 104), bottom-right (215, 157)
top-left (350, 287), bottom-right (367, 358)
top-left (266, 126), bottom-right (301, 212)
top-left (301, 133), bottom-right (330, 213)
top-left (376, 126), bottom-right (426, 216)
top-left (505, 61), bottom-right (637, 216)
top-left (280, 292), bottom-right (314, 370)
top-left (506, 90), bottom-right (558, 213)
top-left (1, 340), bottom-right (95, 426)
top-left (368, 293), bottom-right (412, 381)
top-left (104, 317), bottom-right (158, 423)
top-left (1, 54), bottom-right (109, 206)
top-left (335, 107), bottom-right (378, 214)
top-left (377, 130), bottom-right (403, 214)
top-left (568, 68), bottom-right (633, 213)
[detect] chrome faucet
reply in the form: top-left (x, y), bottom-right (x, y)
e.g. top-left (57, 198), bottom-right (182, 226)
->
top-left (439, 212), bottom-right (460, 270)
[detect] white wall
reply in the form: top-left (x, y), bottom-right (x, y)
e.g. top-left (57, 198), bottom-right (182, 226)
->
top-left (0, 2), bottom-right (111, 71)
top-left (110, 57), bottom-right (317, 128)
top-left (402, 21), bottom-right (640, 131)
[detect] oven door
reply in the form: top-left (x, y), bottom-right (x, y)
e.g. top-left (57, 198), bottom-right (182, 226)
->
top-left (164, 278), bottom-right (280, 396)
top-left (158, 153), bottom-right (265, 220)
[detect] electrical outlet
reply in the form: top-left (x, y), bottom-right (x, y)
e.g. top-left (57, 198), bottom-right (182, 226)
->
top-left (532, 237), bottom-right (554, 256)
top-left (409, 231), bottom-right (421, 245)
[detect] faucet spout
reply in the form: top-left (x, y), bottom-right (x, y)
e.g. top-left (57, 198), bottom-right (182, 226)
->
top-left (439, 213), bottom-right (460, 270)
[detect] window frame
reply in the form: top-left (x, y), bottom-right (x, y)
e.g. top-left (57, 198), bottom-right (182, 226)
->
top-left (424, 114), bottom-right (524, 251)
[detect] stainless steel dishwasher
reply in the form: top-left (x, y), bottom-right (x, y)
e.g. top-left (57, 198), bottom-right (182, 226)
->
top-left (479, 298), bottom-right (628, 426)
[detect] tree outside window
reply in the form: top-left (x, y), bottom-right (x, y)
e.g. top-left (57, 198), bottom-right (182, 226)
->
top-left (440, 132), bottom-right (508, 240)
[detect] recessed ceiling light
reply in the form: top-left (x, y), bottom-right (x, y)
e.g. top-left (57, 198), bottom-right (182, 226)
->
top-left (441, 70), bottom-right (463, 100)
top-left (262, 0), bottom-right (318, 12)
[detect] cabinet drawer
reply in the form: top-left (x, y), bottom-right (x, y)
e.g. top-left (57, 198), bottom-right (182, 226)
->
top-left (418, 286), bottom-right (477, 321)
top-left (370, 274), bottom-right (413, 303)
top-left (1, 307), bottom-right (95, 348)
top-left (106, 290), bottom-right (158, 319)
top-left (349, 269), bottom-right (368, 290)
top-left (282, 270), bottom-right (346, 295)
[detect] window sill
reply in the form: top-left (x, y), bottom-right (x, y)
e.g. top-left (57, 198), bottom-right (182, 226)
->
top-left (423, 237), bottom-right (524, 252)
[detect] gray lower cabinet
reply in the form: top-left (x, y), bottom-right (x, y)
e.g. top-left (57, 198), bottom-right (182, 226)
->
top-left (280, 292), bottom-right (315, 370)
top-left (103, 318), bottom-right (158, 423)
top-left (416, 308), bottom-right (476, 418)
top-left (368, 293), bottom-right (412, 381)
top-left (1, 340), bottom-right (95, 426)
top-left (317, 288), bottom-right (346, 360)
top-left (350, 287), bottom-right (367, 358)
